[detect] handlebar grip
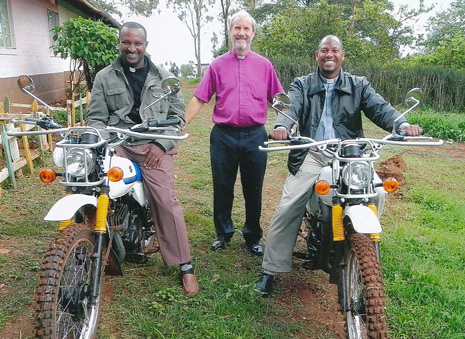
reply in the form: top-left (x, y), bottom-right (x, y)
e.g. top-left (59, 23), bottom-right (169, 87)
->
top-left (147, 118), bottom-right (181, 127)
top-left (399, 128), bottom-right (424, 137)
top-left (24, 117), bottom-right (62, 129)
top-left (25, 117), bottom-right (40, 123)
top-left (46, 120), bottom-right (63, 129)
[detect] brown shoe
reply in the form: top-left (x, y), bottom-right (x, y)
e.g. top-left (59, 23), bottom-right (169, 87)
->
top-left (182, 273), bottom-right (199, 297)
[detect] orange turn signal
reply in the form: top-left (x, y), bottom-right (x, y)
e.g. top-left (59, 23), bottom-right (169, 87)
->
top-left (108, 167), bottom-right (124, 182)
top-left (315, 180), bottom-right (331, 195)
top-left (383, 177), bottom-right (399, 193)
top-left (39, 168), bottom-right (56, 183)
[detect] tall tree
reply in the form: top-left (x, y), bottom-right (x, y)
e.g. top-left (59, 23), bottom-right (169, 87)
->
top-left (424, 0), bottom-right (465, 51)
top-left (167, 0), bottom-right (214, 76)
top-left (254, 0), bottom-right (427, 63)
top-left (219, 0), bottom-right (233, 49)
top-left (90, 0), bottom-right (160, 17)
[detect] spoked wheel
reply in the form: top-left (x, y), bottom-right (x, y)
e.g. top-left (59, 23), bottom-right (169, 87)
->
top-left (34, 223), bottom-right (101, 338)
top-left (344, 233), bottom-right (387, 339)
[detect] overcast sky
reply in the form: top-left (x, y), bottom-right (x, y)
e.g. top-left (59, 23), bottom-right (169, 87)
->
top-left (122, 0), bottom-right (454, 68)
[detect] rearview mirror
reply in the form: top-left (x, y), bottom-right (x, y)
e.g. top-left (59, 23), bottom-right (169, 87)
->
top-left (161, 76), bottom-right (181, 95)
top-left (272, 93), bottom-right (291, 112)
top-left (17, 75), bottom-right (35, 93)
top-left (16, 75), bottom-right (55, 112)
top-left (405, 88), bottom-right (423, 108)
top-left (144, 77), bottom-right (181, 111)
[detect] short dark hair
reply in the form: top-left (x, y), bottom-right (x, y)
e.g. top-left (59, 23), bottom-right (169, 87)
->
top-left (317, 35), bottom-right (344, 51)
top-left (119, 22), bottom-right (147, 41)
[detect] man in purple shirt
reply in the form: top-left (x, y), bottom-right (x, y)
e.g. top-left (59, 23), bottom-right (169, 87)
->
top-left (186, 10), bottom-right (284, 255)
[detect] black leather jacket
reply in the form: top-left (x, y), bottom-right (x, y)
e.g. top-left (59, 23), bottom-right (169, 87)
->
top-left (276, 68), bottom-right (408, 175)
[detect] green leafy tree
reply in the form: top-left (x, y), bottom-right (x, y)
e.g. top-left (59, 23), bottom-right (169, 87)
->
top-left (409, 33), bottom-right (465, 69)
top-left (255, 2), bottom-right (349, 58)
top-left (90, 0), bottom-right (160, 17)
top-left (52, 17), bottom-right (119, 92)
top-left (254, 0), bottom-right (427, 63)
top-left (424, 0), bottom-right (465, 51)
top-left (180, 61), bottom-right (196, 77)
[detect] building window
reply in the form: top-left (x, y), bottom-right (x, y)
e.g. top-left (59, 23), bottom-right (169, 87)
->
top-left (48, 10), bottom-right (58, 47)
top-left (0, 0), bottom-right (14, 48)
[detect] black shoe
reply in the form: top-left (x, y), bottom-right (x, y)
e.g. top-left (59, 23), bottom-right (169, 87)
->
top-left (247, 242), bottom-right (264, 256)
top-left (210, 238), bottom-right (230, 251)
top-left (256, 273), bottom-right (274, 297)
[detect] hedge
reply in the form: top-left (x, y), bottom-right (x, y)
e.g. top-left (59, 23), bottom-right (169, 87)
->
top-left (270, 56), bottom-right (465, 113)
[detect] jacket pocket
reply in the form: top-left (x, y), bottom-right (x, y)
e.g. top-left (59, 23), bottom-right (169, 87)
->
top-left (106, 87), bottom-right (130, 111)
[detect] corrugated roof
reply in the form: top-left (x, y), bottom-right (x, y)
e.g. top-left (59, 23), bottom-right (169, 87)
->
top-left (60, 0), bottom-right (121, 28)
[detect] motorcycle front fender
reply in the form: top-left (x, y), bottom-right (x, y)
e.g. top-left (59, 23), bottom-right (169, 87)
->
top-left (344, 205), bottom-right (382, 234)
top-left (44, 194), bottom-right (98, 221)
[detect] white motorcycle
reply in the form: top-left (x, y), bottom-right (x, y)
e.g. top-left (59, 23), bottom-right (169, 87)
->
top-left (8, 75), bottom-right (186, 338)
top-left (260, 89), bottom-right (443, 339)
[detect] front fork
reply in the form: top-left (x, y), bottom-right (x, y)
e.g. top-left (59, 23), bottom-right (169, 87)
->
top-left (90, 186), bottom-right (110, 305)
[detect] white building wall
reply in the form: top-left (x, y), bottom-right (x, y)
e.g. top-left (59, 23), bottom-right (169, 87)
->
top-left (0, 0), bottom-right (75, 78)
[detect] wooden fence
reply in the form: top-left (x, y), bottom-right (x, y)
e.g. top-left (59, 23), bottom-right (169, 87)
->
top-left (0, 92), bottom-right (90, 197)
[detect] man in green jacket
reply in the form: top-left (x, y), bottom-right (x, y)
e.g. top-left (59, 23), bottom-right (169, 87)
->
top-left (87, 22), bottom-right (199, 297)
top-left (256, 35), bottom-right (422, 295)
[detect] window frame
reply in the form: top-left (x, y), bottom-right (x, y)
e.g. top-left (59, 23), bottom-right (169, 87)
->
top-left (47, 9), bottom-right (59, 48)
top-left (0, 0), bottom-right (15, 49)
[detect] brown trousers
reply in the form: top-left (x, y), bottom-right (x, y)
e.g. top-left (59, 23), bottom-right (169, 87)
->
top-left (116, 144), bottom-right (191, 266)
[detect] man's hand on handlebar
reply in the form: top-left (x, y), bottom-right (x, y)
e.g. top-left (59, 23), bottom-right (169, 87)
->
top-left (271, 128), bottom-right (290, 140)
top-left (402, 124), bottom-right (422, 136)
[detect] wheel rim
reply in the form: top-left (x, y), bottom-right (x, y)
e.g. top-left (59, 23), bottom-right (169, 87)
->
top-left (346, 248), bottom-right (368, 339)
top-left (55, 238), bottom-right (99, 338)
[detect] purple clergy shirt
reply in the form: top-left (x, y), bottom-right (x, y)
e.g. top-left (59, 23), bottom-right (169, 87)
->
top-left (194, 50), bottom-right (284, 127)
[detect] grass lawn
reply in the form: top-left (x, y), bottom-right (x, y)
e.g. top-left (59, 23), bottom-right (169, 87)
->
top-left (0, 86), bottom-right (464, 338)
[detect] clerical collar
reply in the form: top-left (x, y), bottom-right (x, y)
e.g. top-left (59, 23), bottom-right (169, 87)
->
top-left (237, 55), bottom-right (245, 60)
top-left (122, 56), bottom-right (147, 72)
top-left (320, 74), bottom-right (338, 84)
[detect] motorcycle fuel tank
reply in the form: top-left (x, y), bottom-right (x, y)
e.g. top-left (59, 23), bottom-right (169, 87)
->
top-left (108, 155), bottom-right (147, 206)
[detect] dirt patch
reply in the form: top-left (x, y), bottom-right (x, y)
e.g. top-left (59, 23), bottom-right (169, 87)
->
top-left (377, 154), bottom-right (407, 185)
top-left (277, 270), bottom-right (346, 338)
top-left (0, 320), bottom-right (35, 339)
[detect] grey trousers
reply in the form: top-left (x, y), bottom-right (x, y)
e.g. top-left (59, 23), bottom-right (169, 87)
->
top-left (262, 151), bottom-right (326, 273)
top-left (117, 144), bottom-right (191, 266)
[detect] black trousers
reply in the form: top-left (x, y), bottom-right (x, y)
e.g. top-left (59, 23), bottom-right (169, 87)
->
top-left (210, 124), bottom-right (267, 244)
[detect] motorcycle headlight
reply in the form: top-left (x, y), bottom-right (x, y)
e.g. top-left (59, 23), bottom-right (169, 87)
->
top-left (66, 148), bottom-right (95, 178)
top-left (342, 162), bottom-right (370, 189)
top-left (53, 147), bottom-right (65, 168)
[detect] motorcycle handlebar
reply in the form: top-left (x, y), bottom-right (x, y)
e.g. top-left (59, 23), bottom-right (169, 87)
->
top-left (26, 117), bottom-right (63, 130)
top-left (147, 117), bottom-right (181, 127)
top-left (260, 134), bottom-right (442, 152)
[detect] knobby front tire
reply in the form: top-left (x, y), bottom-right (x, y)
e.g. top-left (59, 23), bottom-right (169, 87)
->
top-left (34, 223), bottom-right (101, 339)
top-left (344, 233), bottom-right (387, 339)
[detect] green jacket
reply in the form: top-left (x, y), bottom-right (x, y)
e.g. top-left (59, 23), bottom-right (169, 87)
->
top-left (277, 68), bottom-right (408, 175)
top-left (86, 56), bottom-right (185, 151)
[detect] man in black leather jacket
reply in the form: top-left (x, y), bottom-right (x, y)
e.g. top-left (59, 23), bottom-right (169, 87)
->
top-left (256, 35), bottom-right (422, 295)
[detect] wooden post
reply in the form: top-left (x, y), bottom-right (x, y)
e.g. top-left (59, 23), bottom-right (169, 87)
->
top-left (79, 93), bottom-right (83, 125)
top-left (1, 124), bottom-right (17, 189)
top-left (31, 100), bottom-right (48, 151)
top-left (45, 108), bottom-right (53, 152)
top-left (3, 96), bottom-right (10, 113)
top-left (20, 118), bottom-right (34, 174)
